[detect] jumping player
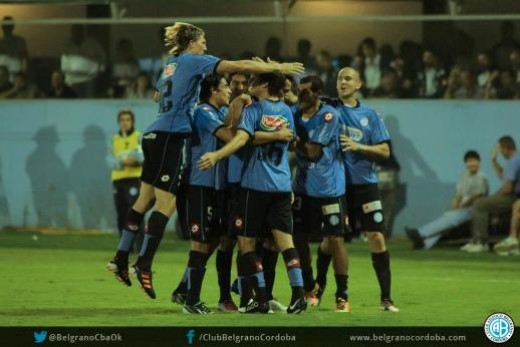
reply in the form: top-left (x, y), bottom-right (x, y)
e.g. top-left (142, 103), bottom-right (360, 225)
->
top-left (106, 22), bottom-right (304, 299)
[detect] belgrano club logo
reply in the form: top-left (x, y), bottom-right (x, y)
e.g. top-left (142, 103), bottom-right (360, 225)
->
top-left (484, 312), bottom-right (514, 343)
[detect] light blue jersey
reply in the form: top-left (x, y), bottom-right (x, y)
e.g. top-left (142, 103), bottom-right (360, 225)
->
top-left (293, 104), bottom-right (345, 198)
top-left (146, 53), bottom-right (220, 134)
top-left (189, 103), bottom-right (226, 189)
top-left (238, 100), bottom-right (294, 193)
top-left (333, 100), bottom-right (390, 185)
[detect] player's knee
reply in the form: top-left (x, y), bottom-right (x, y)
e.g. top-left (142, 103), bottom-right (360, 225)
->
top-left (367, 232), bottom-right (386, 250)
top-left (272, 230), bottom-right (294, 252)
top-left (320, 238), bottom-right (330, 254)
top-left (237, 236), bottom-right (256, 253)
top-left (191, 240), bottom-right (210, 253)
top-left (326, 235), bottom-right (344, 249)
top-left (262, 239), bottom-right (277, 252)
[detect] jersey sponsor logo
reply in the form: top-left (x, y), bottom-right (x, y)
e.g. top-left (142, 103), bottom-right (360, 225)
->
top-left (323, 112), bottom-right (334, 123)
top-left (161, 175), bottom-right (170, 182)
top-left (322, 203), bottom-right (340, 215)
top-left (347, 126), bottom-right (363, 142)
top-left (259, 115), bottom-right (288, 131)
top-left (362, 200), bottom-right (382, 214)
top-left (360, 117), bottom-right (369, 127)
top-left (162, 63), bottom-right (177, 78)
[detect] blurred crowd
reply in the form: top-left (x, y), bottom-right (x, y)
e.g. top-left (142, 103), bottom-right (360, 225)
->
top-left (0, 16), bottom-right (519, 100)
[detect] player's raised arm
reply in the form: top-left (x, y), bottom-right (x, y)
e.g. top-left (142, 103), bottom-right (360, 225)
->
top-left (216, 59), bottom-right (304, 76)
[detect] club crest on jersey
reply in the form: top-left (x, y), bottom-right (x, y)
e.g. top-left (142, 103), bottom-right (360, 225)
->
top-left (162, 63), bottom-right (177, 77)
top-left (260, 115), bottom-right (287, 131)
top-left (323, 112), bottom-right (334, 123)
top-left (347, 126), bottom-right (363, 142)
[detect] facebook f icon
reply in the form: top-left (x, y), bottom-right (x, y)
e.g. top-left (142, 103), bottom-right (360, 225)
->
top-left (186, 329), bottom-right (196, 345)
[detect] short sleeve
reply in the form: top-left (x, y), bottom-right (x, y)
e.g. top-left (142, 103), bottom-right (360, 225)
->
top-left (370, 111), bottom-right (390, 144)
top-left (187, 54), bottom-right (221, 75)
top-left (196, 107), bottom-right (224, 135)
top-left (310, 110), bottom-right (339, 146)
top-left (237, 104), bottom-right (259, 137)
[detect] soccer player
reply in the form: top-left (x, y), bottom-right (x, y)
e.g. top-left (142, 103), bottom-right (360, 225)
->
top-left (315, 67), bottom-right (399, 312)
top-left (292, 76), bottom-right (350, 312)
top-left (109, 109), bottom-right (144, 252)
top-left (106, 22), bottom-right (305, 299)
top-left (198, 73), bottom-right (307, 314)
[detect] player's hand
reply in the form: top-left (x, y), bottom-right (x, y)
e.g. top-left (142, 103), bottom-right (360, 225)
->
top-left (123, 157), bottom-right (138, 167)
top-left (280, 62), bottom-right (305, 75)
top-left (491, 143), bottom-right (500, 162)
top-left (276, 126), bottom-right (294, 142)
top-left (239, 93), bottom-right (252, 106)
top-left (197, 152), bottom-right (220, 170)
top-left (340, 134), bottom-right (360, 152)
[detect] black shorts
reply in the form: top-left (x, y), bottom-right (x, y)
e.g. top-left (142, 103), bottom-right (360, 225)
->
top-left (293, 194), bottom-right (348, 236)
top-left (140, 131), bottom-right (191, 194)
top-left (226, 183), bottom-right (241, 239)
top-left (185, 185), bottom-right (218, 243)
top-left (214, 188), bottom-right (233, 238)
top-left (346, 184), bottom-right (386, 232)
top-left (232, 188), bottom-right (293, 238)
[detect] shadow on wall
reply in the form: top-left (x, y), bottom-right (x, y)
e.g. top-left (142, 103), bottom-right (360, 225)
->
top-left (384, 115), bottom-right (454, 232)
top-left (0, 153), bottom-right (10, 226)
top-left (25, 126), bottom-right (70, 227)
top-left (70, 125), bottom-right (115, 229)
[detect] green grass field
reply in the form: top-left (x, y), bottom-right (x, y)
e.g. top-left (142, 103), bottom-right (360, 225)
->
top-left (1, 231), bottom-right (519, 327)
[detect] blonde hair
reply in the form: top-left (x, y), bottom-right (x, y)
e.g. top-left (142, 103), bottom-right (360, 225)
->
top-left (164, 22), bottom-right (204, 55)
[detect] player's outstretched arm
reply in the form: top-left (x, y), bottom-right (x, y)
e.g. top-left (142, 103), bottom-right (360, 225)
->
top-left (340, 135), bottom-right (390, 160)
top-left (216, 60), bottom-right (305, 76)
top-left (198, 130), bottom-right (250, 170)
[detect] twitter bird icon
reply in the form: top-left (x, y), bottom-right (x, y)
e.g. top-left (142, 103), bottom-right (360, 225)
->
top-left (34, 331), bottom-right (47, 344)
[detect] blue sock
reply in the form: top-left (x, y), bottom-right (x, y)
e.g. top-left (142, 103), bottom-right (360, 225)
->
top-left (117, 230), bottom-right (137, 252)
top-left (288, 268), bottom-right (304, 288)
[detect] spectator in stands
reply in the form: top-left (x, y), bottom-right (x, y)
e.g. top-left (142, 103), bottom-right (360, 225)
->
top-left (0, 65), bottom-right (13, 98)
top-left (379, 44), bottom-right (395, 71)
top-left (111, 38), bottom-right (140, 98)
top-left (444, 68), bottom-right (484, 99)
top-left (462, 136), bottom-right (520, 252)
top-left (61, 25), bottom-right (106, 97)
top-left (391, 55), bottom-right (416, 98)
top-left (492, 21), bottom-right (520, 70)
top-left (264, 36), bottom-right (284, 62)
top-left (417, 49), bottom-right (445, 98)
top-left (138, 27), bottom-right (168, 87)
top-left (485, 70), bottom-right (520, 99)
top-left (361, 37), bottom-right (381, 93)
top-left (296, 39), bottom-right (316, 73)
top-left (2, 72), bottom-right (40, 98)
top-left (406, 151), bottom-right (488, 250)
top-left (476, 52), bottom-right (494, 88)
top-left (493, 199), bottom-right (520, 256)
top-left (46, 70), bottom-right (77, 98)
top-left (0, 16), bottom-right (28, 78)
top-left (370, 68), bottom-right (402, 99)
top-left (315, 50), bottom-right (337, 97)
top-left (125, 72), bottom-right (154, 99)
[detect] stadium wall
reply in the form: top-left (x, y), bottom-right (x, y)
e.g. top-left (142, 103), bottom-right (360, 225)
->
top-left (0, 100), bottom-right (519, 235)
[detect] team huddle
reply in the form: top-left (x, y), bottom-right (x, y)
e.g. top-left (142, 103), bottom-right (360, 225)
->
top-left (107, 22), bottom-right (398, 315)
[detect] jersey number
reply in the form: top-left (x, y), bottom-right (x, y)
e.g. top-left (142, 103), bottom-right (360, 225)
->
top-left (258, 143), bottom-right (284, 166)
top-left (161, 80), bottom-right (173, 113)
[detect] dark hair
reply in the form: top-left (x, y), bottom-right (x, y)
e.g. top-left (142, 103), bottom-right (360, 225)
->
top-left (362, 37), bottom-right (376, 50)
top-left (300, 75), bottom-right (324, 93)
top-left (499, 136), bottom-right (516, 150)
top-left (118, 109), bottom-right (135, 124)
top-left (252, 73), bottom-right (286, 97)
top-left (464, 150), bottom-right (480, 162)
top-left (229, 72), bottom-right (249, 81)
top-left (200, 74), bottom-right (224, 102)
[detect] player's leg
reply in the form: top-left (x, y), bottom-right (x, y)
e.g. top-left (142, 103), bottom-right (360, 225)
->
top-left (292, 196), bottom-right (316, 298)
top-left (270, 192), bottom-right (307, 314)
top-left (233, 189), bottom-right (269, 313)
top-left (261, 238), bottom-right (286, 312)
top-left (107, 181), bottom-right (154, 286)
top-left (113, 180), bottom-right (126, 238)
top-left (321, 196), bottom-right (350, 312)
top-left (126, 178), bottom-right (145, 252)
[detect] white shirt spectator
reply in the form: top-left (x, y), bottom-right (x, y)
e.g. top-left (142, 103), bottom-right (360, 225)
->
top-left (364, 54), bottom-right (381, 90)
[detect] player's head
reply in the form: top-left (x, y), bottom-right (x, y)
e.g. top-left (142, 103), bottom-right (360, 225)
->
top-left (51, 70), bottom-right (65, 88)
top-left (200, 74), bottom-right (231, 107)
top-left (361, 37), bottom-right (377, 58)
top-left (117, 109), bottom-right (135, 134)
top-left (464, 150), bottom-right (480, 175)
top-left (229, 73), bottom-right (249, 99)
top-left (498, 136), bottom-right (517, 159)
top-left (283, 75), bottom-right (298, 106)
top-left (164, 22), bottom-right (206, 55)
top-left (298, 75), bottom-right (323, 111)
top-left (2, 16), bottom-right (14, 36)
top-left (248, 73), bottom-right (285, 100)
top-left (337, 67), bottom-right (362, 100)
